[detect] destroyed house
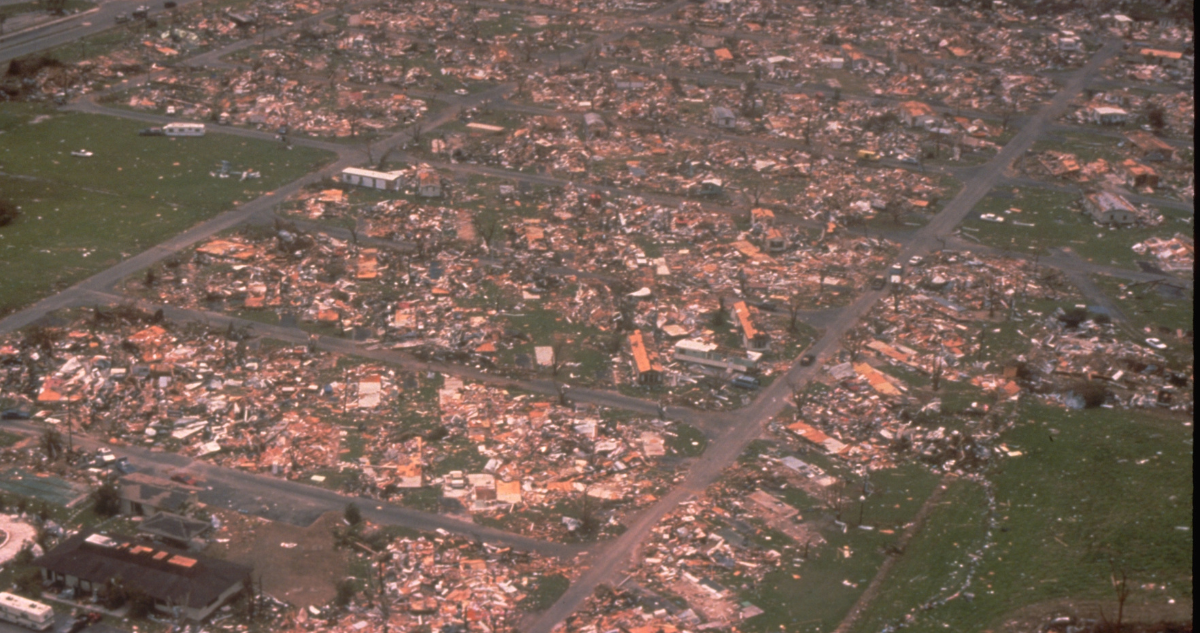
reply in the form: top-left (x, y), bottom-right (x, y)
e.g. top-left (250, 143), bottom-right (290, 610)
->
top-left (673, 339), bottom-right (757, 373)
top-left (750, 207), bottom-right (775, 227)
top-left (341, 167), bottom-right (404, 191)
top-left (1137, 48), bottom-right (1186, 68)
top-left (840, 44), bottom-right (871, 70)
top-left (711, 106), bottom-right (736, 129)
top-left (1122, 160), bottom-right (1158, 188)
top-left (416, 169), bottom-right (442, 198)
top-left (1088, 106), bottom-right (1128, 125)
top-left (137, 512), bottom-right (211, 550)
top-left (1082, 191), bottom-right (1137, 226)
top-left (118, 473), bottom-right (198, 517)
top-left (730, 301), bottom-right (769, 352)
top-left (35, 532), bottom-right (250, 621)
top-left (583, 112), bottom-right (607, 139)
top-left (897, 101), bottom-right (937, 128)
top-left (693, 178), bottom-right (724, 196)
top-left (1124, 131), bottom-right (1176, 162)
top-left (627, 330), bottom-right (663, 385)
top-left (763, 227), bottom-right (786, 253)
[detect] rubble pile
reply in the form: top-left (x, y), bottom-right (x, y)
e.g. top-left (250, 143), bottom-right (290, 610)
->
top-left (1131, 233), bottom-right (1194, 273)
top-left (0, 308), bottom-right (689, 534)
top-left (118, 65), bottom-right (429, 137)
top-left (431, 381), bottom-right (681, 539)
top-left (561, 492), bottom-right (790, 632)
top-left (276, 534), bottom-right (577, 633)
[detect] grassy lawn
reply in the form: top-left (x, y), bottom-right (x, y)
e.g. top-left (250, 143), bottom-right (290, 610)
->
top-left (956, 187), bottom-right (1192, 270)
top-left (0, 103), bottom-right (334, 316)
top-left (740, 462), bottom-right (942, 632)
top-left (1031, 129), bottom-right (1125, 164)
top-left (850, 401), bottom-right (1193, 632)
top-left (1090, 274), bottom-right (1194, 336)
top-left (666, 423), bottom-right (707, 457)
top-left (958, 187), bottom-right (1082, 254)
top-left (0, 431), bottom-right (23, 448)
top-left (520, 573), bottom-right (571, 611)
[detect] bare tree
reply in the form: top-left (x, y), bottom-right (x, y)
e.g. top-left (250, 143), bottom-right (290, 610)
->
top-left (550, 338), bottom-right (566, 377)
top-left (473, 214), bottom-right (500, 250)
top-left (843, 326), bottom-right (864, 362)
top-left (1108, 564), bottom-right (1131, 632)
top-left (744, 183), bottom-right (766, 207)
top-left (579, 46), bottom-right (596, 71)
top-left (788, 294), bottom-right (804, 332)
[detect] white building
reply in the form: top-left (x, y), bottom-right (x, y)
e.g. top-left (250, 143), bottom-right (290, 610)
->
top-left (341, 167), bottom-right (405, 191)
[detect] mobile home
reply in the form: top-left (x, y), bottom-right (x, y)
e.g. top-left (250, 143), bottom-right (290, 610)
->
top-left (163, 122), bottom-right (206, 137)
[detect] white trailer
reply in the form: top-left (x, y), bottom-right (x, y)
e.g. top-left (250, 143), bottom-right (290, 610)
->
top-left (163, 122), bottom-right (206, 137)
top-left (0, 593), bottom-right (54, 631)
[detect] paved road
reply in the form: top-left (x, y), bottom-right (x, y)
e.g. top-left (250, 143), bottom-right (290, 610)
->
top-left (0, 0), bottom-right (203, 63)
top-left (524, 37), bottom-right (1127, 633)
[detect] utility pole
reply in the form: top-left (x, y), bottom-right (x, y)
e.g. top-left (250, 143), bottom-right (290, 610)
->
top-left (66, 402), bottom-right (74, 455)
top-left (376, 553), bottom-right (390, 633)
top-left (342, 366), bottom-right (350, 415)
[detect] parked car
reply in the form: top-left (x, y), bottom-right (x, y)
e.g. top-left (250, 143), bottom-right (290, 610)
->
top-left (114, 12), bottom-right (130, 23)
top-left (731, 374), bottom-right (760, 390)
top-left (138, 127), bottom-right (165, 136)
top-left (800, 354), bottom-right (816, 366)
top-left (870, 275), bottom-right (887, 290)
top-left (131, 5), bottom-right (149, 18)
top-left (908, 255), bottom-right (924, 267)
top-left (897, 154), bottom-right (919, 165)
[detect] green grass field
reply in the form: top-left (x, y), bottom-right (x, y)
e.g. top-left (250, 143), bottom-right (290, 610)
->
top-left (738, 462), bottom-right (943, 632)
top-left (1090, 274), bottom-right (1194, 336)
top-left (850, 402), bottom-right (1193, 632)
top-left (0, 103), bottom-right (334, 316)
top-left (959, 187), bottom-right (1193, 271)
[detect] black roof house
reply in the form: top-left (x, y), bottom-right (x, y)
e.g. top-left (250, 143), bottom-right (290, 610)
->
top-left (35, 531), bottom-right (249, 618)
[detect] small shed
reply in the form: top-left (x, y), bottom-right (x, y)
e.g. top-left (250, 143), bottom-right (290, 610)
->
top-left (416, 168), bottom-right (442, 198)
top-left (711, 106), bottom-right (736, 129)
top-left (583, 112), bottom-right (607, 139)
top-left (1089, 106), bottom-right (1128, 125)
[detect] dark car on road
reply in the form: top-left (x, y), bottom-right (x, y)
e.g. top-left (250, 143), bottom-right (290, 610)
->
top-left (800, 354), bottom-right (816, 366)
top-left (870, 275), bottom-right (886, 290)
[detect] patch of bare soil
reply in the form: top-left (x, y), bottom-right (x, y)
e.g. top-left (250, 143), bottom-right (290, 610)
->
top-left (207, 509), bottom-right (348, 608)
